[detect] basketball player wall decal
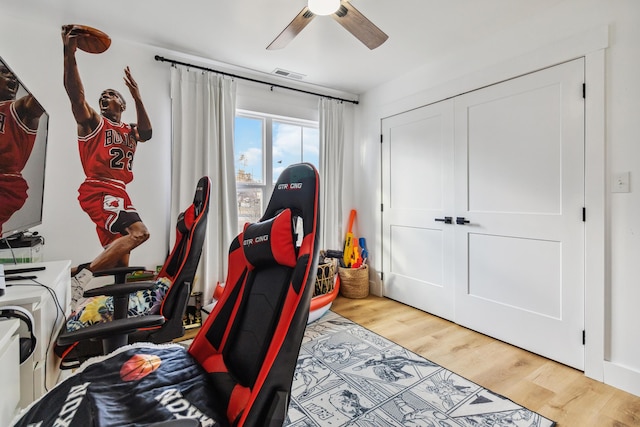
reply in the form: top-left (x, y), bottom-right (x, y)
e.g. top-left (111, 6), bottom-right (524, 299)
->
top-left (61, 24), bottom-right (154, 311)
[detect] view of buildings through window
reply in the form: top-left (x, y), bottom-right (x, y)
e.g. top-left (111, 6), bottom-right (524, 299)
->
top-left (234, 111), bottom-right (319, 232)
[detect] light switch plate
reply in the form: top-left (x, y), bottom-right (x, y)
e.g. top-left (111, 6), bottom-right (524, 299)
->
top-left (612, 172), bottom-right (630, 193)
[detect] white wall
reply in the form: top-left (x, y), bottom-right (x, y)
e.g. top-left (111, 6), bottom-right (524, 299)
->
top-left (354, 0), bottom-right (640, 396)
top-left (237, 80), bottom-right (319, 121)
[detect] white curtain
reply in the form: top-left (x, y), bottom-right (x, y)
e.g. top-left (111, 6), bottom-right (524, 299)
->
top-left (170, 66), bottom-right (238, 302)
top-left (318, 98), bottom-right (345, 251)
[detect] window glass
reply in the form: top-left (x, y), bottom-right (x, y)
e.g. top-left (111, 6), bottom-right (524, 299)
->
top-left (237, 188), bottom-right (263, 231)
top-left (234, 116), bottom-right (264, 184)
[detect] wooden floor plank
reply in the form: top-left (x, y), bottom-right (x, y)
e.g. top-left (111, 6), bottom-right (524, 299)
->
top-left (331, 295), bottom-right (640, 427)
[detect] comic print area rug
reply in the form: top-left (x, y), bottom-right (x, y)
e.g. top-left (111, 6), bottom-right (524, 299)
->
top-left (285, 311), bottom-right (556, 427)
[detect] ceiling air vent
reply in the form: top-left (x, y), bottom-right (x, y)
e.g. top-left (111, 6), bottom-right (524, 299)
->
top-left (272, 68), bottom-right (306, 80)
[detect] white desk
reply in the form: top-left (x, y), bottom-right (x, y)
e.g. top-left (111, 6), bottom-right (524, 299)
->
top-left (0, 318), bottom-right (20, 425)
top-left (0, 260), bottom-right (71, 409)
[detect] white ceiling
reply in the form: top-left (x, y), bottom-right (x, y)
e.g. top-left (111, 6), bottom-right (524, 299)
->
top-left (3, 0), bottom-right (566, 96)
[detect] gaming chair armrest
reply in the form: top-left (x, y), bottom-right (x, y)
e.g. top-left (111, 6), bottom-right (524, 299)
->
top-left (57, 315), bottom-right (165, 346)
top-left (83, 281), bottom-right (157, 298)
top-left (92, 266), bottom-right (147, 284)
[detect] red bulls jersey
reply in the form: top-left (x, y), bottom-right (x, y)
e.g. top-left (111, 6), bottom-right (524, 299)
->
top-left (0, 100), bottom-right (37, 173)
top-left (79, 116), bottom-right (138, 184)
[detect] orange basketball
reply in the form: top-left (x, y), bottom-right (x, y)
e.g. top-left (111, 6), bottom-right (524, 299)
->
top-left (66, 24), bottom-right (112, 54)
top-left (120, 353), bottom-right (162, 382)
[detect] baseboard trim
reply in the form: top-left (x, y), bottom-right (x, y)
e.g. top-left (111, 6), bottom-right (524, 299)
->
top-left (603, 361), bottom-right (640, 397)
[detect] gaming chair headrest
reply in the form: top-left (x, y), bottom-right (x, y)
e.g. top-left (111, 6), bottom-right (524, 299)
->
top-left (177, 207), bottom-right (195, 234)
top-left (0, 305), bottom-right (36, 364)
top-left (177, 176), bottom-right (211, 234)
top-left (260, 163), bottom-right (319, 237)
top-left (193, 176), bottom-right (211, 216)
top-left (242, 208), bottom-right (297, 269)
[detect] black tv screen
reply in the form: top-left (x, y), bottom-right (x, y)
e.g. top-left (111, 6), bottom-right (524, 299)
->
top-left (0, 55), bottom-right (48, 240)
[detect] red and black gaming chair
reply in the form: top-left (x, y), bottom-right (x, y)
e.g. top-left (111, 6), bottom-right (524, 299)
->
top-left (12, 163), bottom-right (320, 427)
top-left (55, 176), bottom-right (211, 368)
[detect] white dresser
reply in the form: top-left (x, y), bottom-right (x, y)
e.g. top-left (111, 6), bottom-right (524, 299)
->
top-left (0, 260), bottom-right (71, 409)
top-left (0, 318), bottom-right (20, 425)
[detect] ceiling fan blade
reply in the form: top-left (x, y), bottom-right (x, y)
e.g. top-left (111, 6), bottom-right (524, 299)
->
top-left (267, 7), bottom-right (316, 50)
top-left (331, 1), bottom-right (388, 50)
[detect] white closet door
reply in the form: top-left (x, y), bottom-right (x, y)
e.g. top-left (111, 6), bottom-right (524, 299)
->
top-left (381, 58), bottom-right (585, 370)
top-left (453, 58), bottom-right (585, 369)
top-left (382, 100), bottom-right (455, 321)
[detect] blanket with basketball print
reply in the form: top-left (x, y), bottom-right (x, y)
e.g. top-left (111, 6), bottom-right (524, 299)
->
top-left (12, 343), bottom-right (224, 427)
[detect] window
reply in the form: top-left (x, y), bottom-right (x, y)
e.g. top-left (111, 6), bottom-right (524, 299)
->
top-left (234, 110), bottom-right (319, 232)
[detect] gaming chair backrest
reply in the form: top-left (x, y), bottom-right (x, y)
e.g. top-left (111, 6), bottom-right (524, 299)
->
top-left (188, 163), bottom-right (320, 426)
top-left (158, 176), bottom-right (211, 320)
top-left (260, 163), bottom-right (318, 238)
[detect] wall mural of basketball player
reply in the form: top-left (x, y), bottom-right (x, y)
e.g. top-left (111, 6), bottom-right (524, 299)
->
top-left (0, 61), bottom-right (44, 235)
top-left (61, 25), bottom-right (152, 310)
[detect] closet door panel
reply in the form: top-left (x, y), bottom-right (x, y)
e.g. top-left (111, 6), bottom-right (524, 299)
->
top-left (454, 58), bottom-right (585, 369)
top-left (382, 101), bottom-right (455, 320)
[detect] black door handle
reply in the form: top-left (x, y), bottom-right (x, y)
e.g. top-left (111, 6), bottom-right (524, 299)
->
top-left (456, 217), bottom-right (470, 225)
top-left (435, 217), bottom-right (452, 224)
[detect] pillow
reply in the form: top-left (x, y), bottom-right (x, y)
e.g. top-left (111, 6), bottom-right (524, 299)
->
top-left (177, 205), bottom-right (196, 234)
top-left (242, 208), bottom-right (297, 269)
top-left (65, 277), bottom-right (172, 332)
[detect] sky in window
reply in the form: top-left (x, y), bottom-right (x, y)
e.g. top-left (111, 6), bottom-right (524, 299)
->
top-left (234, 116), bottom-right (263, 183)
top-left (272, 122), bottom-right (319, 181)
top-left (235, 116), bottom-right (319, 183)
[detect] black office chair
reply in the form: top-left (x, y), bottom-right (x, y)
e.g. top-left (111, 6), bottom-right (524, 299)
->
top-left (13, 163), bottom-right (320, 427)
top-left (55, 176), bottom-right (211, 368)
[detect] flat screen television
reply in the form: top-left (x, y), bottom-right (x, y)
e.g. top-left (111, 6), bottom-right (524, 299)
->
top-left (0, 55), bottom-right (49, 241)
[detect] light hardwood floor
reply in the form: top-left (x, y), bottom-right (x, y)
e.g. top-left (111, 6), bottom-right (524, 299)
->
top-left (330, 294), bottom-right (640, 427)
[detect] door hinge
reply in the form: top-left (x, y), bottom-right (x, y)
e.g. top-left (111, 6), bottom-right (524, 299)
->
top-left (381, 203), bottom-right (384, 212)
top-left (380, 134), bottom-right (384, 143)
top-left (380, 271), bottom-right (384, 281)
top-left (582, 207), bottom-right (586, 222)
top-left (582, 83), bottom-right (586, 99)
top-left (582, 330), bottom-right (586, 345)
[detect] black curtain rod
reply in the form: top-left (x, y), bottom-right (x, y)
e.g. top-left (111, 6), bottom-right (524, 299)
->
top-left (154, 55), bottom-right (359, 105)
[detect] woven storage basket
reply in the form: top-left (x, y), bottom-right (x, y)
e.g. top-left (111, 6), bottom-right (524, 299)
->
top-left (338, 264), bottom-right (369, 298)
top-left (314, 258), bottom-right (337, 297)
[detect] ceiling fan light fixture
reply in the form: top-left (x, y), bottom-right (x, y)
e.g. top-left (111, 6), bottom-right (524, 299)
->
top-left (308, 0), bottom-right (340, 16)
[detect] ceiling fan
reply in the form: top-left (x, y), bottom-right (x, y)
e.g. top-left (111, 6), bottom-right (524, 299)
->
top-left (267, 0), bottom-right (388, 50)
